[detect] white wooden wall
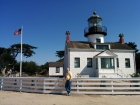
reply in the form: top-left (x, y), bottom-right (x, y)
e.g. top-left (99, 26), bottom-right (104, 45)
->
top-left (68, 49), bottom-right (135, 78)
top-left (49, 67), bottom-right (63, 76)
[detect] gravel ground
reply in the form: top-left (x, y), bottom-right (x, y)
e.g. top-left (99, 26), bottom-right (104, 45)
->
top-left (0, 91), bottom-right (140, 105)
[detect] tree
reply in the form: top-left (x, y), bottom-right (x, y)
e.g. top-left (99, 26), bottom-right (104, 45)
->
top-left (0, 47), bottom-right (7, 68)
top-left (0, 47), bottom-right (7, 58)
top-left (1, 54), bottom-right (16, 68)
top-left (56, 59), bottom-right (64, 62)
top-left (136, 53), bottom-right (140, 72)
top-left (40, 62), bottom-right (49, 70)
top-left (55, 50), bottom-right (64, 60)
top-left (10, 43), bottom-right (37, 59)
top-left (39, 62), bottom-right (49, 75)
top-left (20, 61), bottom-right (39, 75)
top-left (0, 44), bottom-right (37, 66)
top-left (0, 47), bottom-right (15, 76)
top-left (0, 44), bottom-right (37, 76)
top-left (125, 42), bottom-right (140, 71)
top-left (125, 42), bottom-right (139, 53)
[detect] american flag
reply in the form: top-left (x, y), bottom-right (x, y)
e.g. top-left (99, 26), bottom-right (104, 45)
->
top-left (14, 28), bottom-right (22, 35)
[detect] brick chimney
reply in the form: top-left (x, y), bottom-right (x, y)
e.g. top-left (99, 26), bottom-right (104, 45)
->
top-left (119, 33), bottom-right (124, 44)
top-left (66, 31), bottom-right (70, 43)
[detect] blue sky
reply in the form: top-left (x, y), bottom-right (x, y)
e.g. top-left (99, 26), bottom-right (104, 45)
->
top-left (0, 0), bottom-right (140, 65)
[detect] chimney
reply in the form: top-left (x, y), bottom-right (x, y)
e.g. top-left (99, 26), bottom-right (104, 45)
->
top-left (66, 31), bottom-right (70, 43)
top-left (119, 33), bottom-right (124, 44)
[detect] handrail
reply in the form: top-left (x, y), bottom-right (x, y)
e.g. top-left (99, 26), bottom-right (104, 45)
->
top-left (84, 26), bottom-right (107, 36)
top-left (117, 68), bottom-right (124, 78)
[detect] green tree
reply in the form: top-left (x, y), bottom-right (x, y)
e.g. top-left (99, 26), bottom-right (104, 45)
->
top-left (40, 62), bottom-right (49, 70)
top-left (0, 47), bottom-right (7, 57)
top-left (56, 59), bottom-right (64, 62)
top-left (0, 47), bottom-right (7, 68)
top-left (125, 42), bottom-right (140, 71)
top-left (136, 53), bottom-right (140, 71)
top-left (0, 44), bottom-right (37, 75)
top-left (55, 50), bottom-right (64, 59)
top-left (10, 43), bottom-right (37, 59)
top-left (55, 50), bottom-right (64, 62)
top-left (0, 44), bottom-right (37, 67)
top-left (21, 61), bottom-right (39, 75)
top-left (125, 42), bottom-right (139, 53)
top-left (0, 47), bottom-right (15, 70)
top-left (1, 54), bottom-right (16, 68)
top-left (39, 62), bottom-right (49, 75)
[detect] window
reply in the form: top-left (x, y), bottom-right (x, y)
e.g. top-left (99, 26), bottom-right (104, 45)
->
top-left (101, 58), bottom-right (114, 69)
top-left (87, 58), bottom-right (92, 67)
top-left (125, 58), bottom-right (130, 68)
top-left (97, 21), bottom-right (102, 27)
top-left (96, 45), bottom-right (109, 50)
top-left (96, 38), bottom-right (101, 43)
top-left (56, 67), bottom-right (60, 73)
top-left (74, 58), bottom-right (80, 68)
top-left (116, 58), bottom-right (119, 68)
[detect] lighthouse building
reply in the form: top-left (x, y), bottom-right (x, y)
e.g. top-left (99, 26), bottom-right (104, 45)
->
top-left (63, 12), bottom-right (136, 78)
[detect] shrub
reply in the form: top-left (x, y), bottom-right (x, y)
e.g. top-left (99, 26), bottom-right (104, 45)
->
top-left (130, 73), bottom-right (140, 77)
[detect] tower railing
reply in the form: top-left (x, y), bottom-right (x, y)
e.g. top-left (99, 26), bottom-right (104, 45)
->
top-left (84, 26), bottom-right (107, 37)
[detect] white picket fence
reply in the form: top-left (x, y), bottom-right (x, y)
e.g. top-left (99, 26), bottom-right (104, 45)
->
top-left (0, 77), bottom-right (140, 94)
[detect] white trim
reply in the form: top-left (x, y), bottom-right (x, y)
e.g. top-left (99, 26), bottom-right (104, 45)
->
top-left (133, 52), bottom-right (136, 73)
top-left (111, 49), bottom-right (135, 52)
top-left (69, 48), bottom-right (135, 52)
top-left (69, 48), bottom-right (95, 51)
top-left (94, 50), bottom-right (118, 58)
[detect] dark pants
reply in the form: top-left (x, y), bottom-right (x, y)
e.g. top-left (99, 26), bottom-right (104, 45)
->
top-left (65, 80), bottom-right (72, 94)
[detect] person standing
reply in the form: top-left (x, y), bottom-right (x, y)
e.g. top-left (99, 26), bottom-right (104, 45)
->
top-left (65, 68), bottom-right (72, 96)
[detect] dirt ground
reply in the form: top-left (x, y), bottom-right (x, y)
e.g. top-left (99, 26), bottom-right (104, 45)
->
top-left (0, 91), bottom-right (140, 105)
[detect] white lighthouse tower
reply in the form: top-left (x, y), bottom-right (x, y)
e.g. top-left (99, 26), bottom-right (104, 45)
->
top-left (84, 12), bottom-right (107, 43)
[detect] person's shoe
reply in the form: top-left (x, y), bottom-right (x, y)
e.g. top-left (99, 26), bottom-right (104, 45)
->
top-left (68, 93), bottom-right (70, 96)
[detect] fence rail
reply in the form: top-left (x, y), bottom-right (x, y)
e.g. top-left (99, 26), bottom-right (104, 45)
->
top-left (0, 77), bottom-right (140, 94)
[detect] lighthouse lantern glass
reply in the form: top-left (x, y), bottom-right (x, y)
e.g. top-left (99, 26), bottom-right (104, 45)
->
top-left (88, 17), bottom-right (102, 27)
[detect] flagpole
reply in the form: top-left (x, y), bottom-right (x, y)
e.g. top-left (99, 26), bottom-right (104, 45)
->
top-left (20, 26), bottom-right (23, 77)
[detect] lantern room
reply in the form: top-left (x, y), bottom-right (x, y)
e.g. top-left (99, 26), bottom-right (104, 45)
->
top-left (88, 12), bottom-right (102, 27)
top-left (84, 12), bottom-right (107, 38)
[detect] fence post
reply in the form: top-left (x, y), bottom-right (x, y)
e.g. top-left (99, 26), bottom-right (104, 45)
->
top-left (20, 78), bottom-right (22, 92)
top-left (43, 79), bottom-right (45, 93)
top-left (14, 79), bottom-right (17, 85)
top-left (77, 79), bottom-right (79, 93)
top-left (111, 79), bottom-right (114, 94)
top-left (31, 80), bottom-right (35, 86)
top-left (0, 78), bottom-right (3, 90)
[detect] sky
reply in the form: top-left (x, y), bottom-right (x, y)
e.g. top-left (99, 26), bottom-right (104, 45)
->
top-left (0, 0), bottom-right (140, 65)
